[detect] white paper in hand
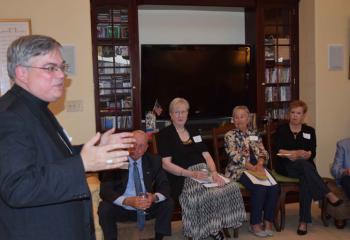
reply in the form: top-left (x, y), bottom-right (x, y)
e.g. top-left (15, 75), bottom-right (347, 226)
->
top-left (203, 175), bottom-right (230, 188)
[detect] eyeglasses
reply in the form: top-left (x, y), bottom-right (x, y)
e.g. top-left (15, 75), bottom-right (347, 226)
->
top-left (21, 64), bottom-right (69, 74)
top-left (173, 110), bottom-right (188, 116)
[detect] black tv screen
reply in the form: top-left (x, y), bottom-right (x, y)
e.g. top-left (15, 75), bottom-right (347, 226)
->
top-left (141, 44), bottom-right (255, 120)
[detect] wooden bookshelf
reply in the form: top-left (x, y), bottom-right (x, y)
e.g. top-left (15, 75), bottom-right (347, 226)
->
top-left (91, 0), bottom-right (300, 132)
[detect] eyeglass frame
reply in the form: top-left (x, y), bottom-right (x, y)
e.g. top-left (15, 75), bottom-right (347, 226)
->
top-left (171, 110), bottom-right (189, 116)
top-left (20, 63), bottom-right (70, 74)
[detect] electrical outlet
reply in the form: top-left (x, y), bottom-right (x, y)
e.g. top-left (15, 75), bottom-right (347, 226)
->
top-left (66, 100), bottom-right (83, 112)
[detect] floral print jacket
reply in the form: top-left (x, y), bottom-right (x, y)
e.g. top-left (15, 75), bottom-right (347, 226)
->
top-left (224, 129), bottom-right (269, 181)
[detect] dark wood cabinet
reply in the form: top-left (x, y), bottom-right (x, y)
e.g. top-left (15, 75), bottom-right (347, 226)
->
top-left (90, 0), bottom-right (300, 132)
top-left (246, 0), bottom-right (299, 121)
top-left (91, 0), bottom-right (140, 132)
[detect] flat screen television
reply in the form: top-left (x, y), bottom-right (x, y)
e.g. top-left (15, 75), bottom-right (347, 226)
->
top-left (141, 44), bottom-right (255, 125)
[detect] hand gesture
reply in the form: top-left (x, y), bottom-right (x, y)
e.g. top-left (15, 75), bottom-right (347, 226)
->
top-left (81, 133), bottom-right (129, 172)
top-left (100, 128), bottom-right (135, 148)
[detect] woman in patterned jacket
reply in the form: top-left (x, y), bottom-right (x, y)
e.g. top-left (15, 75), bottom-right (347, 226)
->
top-left (225, 105), bottom-right (279, 238)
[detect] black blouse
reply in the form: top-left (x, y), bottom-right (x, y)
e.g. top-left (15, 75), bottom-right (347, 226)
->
top-left (157, 124), bottom-right (208, 199)
top-left (274, 123), bottom-right (316, 175)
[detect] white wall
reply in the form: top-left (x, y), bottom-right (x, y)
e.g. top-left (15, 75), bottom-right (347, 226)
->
top-left (0, 0), bottom-right (95, 144)
top-left (138, 8), bottom-right (245, 44)
top-left (314, 0), bottom-right (350, 177)
top-left (299, 0), bottom-right (350, 177)
top-left (299, 0), bottom-right (316, 128)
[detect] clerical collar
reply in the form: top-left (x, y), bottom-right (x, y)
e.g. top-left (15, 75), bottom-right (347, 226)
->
top-left (12, 84), bottom-right (49, 109)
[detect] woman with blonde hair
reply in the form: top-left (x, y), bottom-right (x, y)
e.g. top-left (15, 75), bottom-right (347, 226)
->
top-left (157, 98), bottom-right (246, 240)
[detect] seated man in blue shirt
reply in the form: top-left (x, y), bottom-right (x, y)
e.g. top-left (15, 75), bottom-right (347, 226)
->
top-left (331, 138), bottom-right (350, 199)
top-left (98, 130), bottom-right (173, 240)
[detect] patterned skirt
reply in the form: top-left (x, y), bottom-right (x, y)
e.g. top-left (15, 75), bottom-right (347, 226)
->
top-left (179, 163), bottom-right (246, 239)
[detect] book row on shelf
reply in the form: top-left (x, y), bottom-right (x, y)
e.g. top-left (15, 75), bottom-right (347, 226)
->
top-left (97, 10), bottom-right (128, 23)
top-left (98, 45), bottom-right (129, 58)
top-left (97, 24), bottom-right (128, 39)
top-left (100, 88), bottom-right (131, 96)
top-left (99, 74), bottom-right (130, 83)
top-left (98, 67), bottom-right (131, 75)
top-left (101, 115), bottom-right (133, 130)
top-left (266, 107), bottom-right (289, 120)
top-left (265, 67), bottom-right (290, 83)
top-left (98, 61), bottom-right (113, 67)
top-left (100, 96), bottom-right (132, 109)
top-left (98, 59), bottom-right (130, 67)
top-left (99, 79), bottom-right (131, 89)
top-left (265, 86), bottom-right (291, 102)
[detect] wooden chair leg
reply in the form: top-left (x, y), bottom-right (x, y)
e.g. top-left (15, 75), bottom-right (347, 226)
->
top-left (279, 191), bottom-right (287, 230)
top-left (233, 227), bottom-right (239, 239)
top-left (320, 199), bottom-right (330, 227)
top-left (222, 228), bottom-right (231, 238)
top-left (274, 197), bottom-right (282, 232)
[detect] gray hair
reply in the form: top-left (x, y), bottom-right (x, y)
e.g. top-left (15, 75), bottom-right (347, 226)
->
top-left (169, 97), bottom-right (190, 113)
top-left (7, 35), bottom-right (62, 80)
top-left (232, 105), bottom-right (250, 117)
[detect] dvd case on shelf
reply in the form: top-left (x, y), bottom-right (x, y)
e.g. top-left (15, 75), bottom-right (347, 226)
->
top-left (266, 106), bottom-right (289, 120)
top-left (278, 67), bottom-right (290, 83)
top-left (265, 68), bottom-right (277, 83)
top-left (265, 86), bottom-right (279, 102)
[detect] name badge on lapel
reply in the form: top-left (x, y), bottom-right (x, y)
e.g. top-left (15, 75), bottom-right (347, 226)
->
top-left (193, 135), bottom-right (202, 143)
top-left (302, 133), bottom-right (311, 139)
top-left (249, 135), bottom-right (258, 141)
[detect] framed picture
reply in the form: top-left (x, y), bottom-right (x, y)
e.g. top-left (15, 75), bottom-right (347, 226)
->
top-left (0, 19), bottom-right (31, 96)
